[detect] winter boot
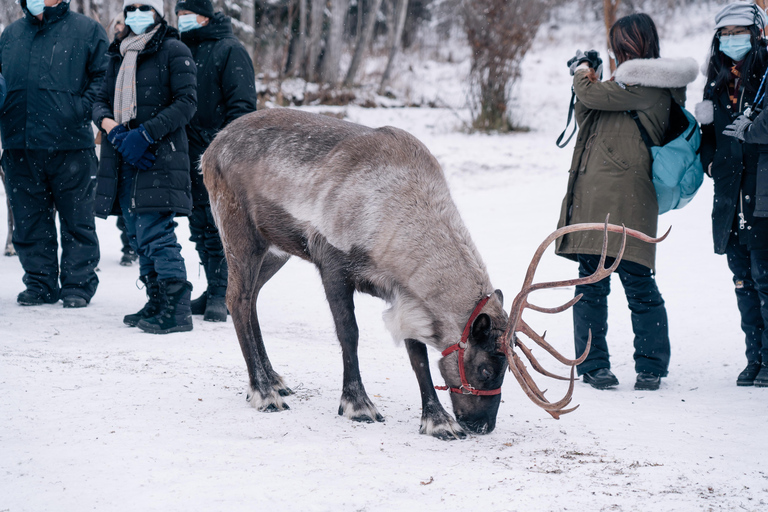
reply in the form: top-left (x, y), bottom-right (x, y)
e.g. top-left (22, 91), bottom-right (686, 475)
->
top-left (737, 362), bottom-right (762, 386)
top-left (754, 363), bottom-right (768, 388)
top-left (190, 290), bottom-right (208, 315)
top-left (124, 274), bottom-right (164, 327)
top-left (203, 286), bottom-right (227, 322)
top-left (137, 279), bottom-right (193, 334)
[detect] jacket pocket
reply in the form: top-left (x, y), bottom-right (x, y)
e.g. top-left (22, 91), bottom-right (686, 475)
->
top-left (595, 139), bottom-right (631, 173)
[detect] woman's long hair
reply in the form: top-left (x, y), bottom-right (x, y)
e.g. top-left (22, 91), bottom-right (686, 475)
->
top-left (609, 13), bottom-right (660, 65)
top-left (705, 24), bottom-right (768, 101)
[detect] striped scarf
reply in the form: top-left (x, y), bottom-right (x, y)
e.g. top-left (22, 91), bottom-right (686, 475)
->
top-left (113, 26), bottom-right (160, 126)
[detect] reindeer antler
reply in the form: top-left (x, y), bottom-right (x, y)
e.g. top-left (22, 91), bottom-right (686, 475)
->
top-left (500, 217), bottom-right (670, 419)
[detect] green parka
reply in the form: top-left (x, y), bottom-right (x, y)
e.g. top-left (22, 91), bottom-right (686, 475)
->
top-left (556, 57), bottom-right (699, 270)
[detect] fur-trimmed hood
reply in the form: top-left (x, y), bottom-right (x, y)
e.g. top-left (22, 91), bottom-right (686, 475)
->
top-left (614, 57), bottom-right (699, 89)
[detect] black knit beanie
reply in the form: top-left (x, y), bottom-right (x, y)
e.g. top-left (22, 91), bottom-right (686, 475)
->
top-left (175, 0), bottom-right (215, 18)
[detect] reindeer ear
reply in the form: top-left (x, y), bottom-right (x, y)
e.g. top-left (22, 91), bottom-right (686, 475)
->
top-left (494, 289), bottom-right (503, 307)
top-left (470, 313), bottom-right (492, 344)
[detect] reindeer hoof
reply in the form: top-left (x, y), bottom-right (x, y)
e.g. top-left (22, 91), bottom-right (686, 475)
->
top-left (277, 387), bottom-right (293, 397)
top-left (420, 416), bottom-right (467, 441)
top-left (262, 402), bottom-right (290, 412)
top-left (338, 396), bottom-right (384, 423)
top-left (247, 386), bottom-right (290, 412)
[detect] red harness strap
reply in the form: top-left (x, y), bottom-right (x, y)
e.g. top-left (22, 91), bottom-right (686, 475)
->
top-left (435, 295), bottom-right (502, 397)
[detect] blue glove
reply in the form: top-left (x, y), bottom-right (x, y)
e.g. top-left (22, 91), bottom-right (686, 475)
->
top-left (117, 124), bottom-right (155, 168)
top-left (134, 150), bottom-right (156, 171)
top-left (107, 124), bottom-right (129, 146)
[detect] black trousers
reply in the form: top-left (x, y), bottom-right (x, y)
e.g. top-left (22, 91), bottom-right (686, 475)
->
top-left (2, 148), bottom-right (99, 301)
top-left (573, 254), bottom-right (670, 377)
top-left (725, 230), bottom-right (768, 365)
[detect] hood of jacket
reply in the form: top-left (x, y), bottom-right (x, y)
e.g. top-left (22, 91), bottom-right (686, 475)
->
top-left (614, 57), bottom-right (700, 89)
top-left (180, 13), bottom-right (233, 44)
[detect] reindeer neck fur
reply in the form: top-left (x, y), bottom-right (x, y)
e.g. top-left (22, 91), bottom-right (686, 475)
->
top-left (206, 108), bottom-right (506, 351)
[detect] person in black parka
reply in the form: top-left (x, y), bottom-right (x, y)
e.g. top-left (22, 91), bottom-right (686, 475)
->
top-left (697, 2), bottom-right (768, 387)
top-left (176, 0), bottom-right (258, 322)
top-left (92, 0), bottom-right (197, 334)
top-left (0, 0), bottom-right (108, 308)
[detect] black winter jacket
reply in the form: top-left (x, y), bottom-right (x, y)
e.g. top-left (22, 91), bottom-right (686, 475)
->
top-left (181, 13), bottom-right (257, 204)
top-left (92, 22), bottom-right (197, 218)
top-left (0, 2), bottom-right (108, 150)
top-left (700, 86), bottom-right (768, 254)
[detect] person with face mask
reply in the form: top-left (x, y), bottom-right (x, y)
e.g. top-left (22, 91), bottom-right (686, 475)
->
top-left (697, 2), bottom-right (768, 387)
top-left (174, 0), bottom-right (258, 322)
top-left (92, 0), bottom-right (198, 334)
top-left (0, 0), bottom-right (108, 308)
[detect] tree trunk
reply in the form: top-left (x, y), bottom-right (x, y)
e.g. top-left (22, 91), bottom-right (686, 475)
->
top-left (289, 0), bottom-right (308, 76)
top-left (321, 0), bottom-right (349, 86)
top-left (378, 0), bottom-right (408, 94)
top-left (603, 0), bottom-right (620, 74)
top-left (344, 0), bottom-right (383, 86)
top-left (307, 0), bottom-right (325, 82)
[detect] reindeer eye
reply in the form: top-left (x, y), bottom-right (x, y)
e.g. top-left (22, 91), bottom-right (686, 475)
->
top-left (481, 367), bottom-right (493, 380)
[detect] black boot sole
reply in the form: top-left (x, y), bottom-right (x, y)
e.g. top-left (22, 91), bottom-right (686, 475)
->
top-left (737, 380), bottom-right (755, 387)
top-left (136, 320), bottom-right (194, 334)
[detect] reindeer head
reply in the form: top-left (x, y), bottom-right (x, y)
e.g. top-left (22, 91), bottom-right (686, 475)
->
top-left (435, 219), bottom-right (669, 433)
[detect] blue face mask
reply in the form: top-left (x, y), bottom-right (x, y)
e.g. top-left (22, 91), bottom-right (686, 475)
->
top-left (125, 10), bottom-right (155, 35)
top-left (178, 13), bottom-right (202, 33)
top-left (720, 34), bottom-right (752, 62)
top-left (26, 0), bottom-right (46, 16)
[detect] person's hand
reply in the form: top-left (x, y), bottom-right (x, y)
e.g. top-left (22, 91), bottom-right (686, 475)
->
top-left (106, 124), bottom-right (128, 147)
top-left (134, 150), bottom-right (156, 171)
top-left (116, 124), bottom-right (155, 168)
top-left (102, 117), bottom-right (119, 134)
top-left (723, 115), bottom-right (752, 141)
top-left (584, 49), bottom-right (603, 80)
top-left (567, 50), bottom-right (590, 76)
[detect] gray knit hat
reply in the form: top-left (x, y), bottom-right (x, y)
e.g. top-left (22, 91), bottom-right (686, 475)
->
top-left (123, 0), bottom-right (164, 17)
top-left (714, 1), bottom-right (767, 29)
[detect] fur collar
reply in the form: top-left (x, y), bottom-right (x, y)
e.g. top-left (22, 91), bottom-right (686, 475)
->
top-left (614, 57), bottom-right (699, 89)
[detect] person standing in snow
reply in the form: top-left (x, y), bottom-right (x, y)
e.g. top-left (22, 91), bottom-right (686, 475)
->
top-left (92, 0), bottom-right (197, 334)
top-left (0, 0), bottom-right (108, 308)
top-left (555, 13), bottom-right (698, 391)
top-left (174, 0), bottom-right (258, 322)
top-left (699, 2), bottom-right (768, 387)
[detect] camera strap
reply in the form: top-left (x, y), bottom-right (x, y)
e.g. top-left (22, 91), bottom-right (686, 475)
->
top-left (556, 89), bottom-right (578, 148)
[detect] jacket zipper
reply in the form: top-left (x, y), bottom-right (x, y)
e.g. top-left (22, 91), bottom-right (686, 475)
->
top-left (737, 84), bottom-right (747, 231)
top-left (132, 170), bottom-right (139, 209)
top-left (50, 42), bottom-right (57, 67)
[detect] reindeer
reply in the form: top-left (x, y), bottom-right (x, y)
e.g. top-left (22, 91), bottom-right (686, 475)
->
top-left (202, 108), bottom-right (666, 440)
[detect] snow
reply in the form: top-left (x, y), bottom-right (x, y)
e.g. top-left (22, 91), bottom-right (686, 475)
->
top-left (1, 4), bottom-right (767, 511)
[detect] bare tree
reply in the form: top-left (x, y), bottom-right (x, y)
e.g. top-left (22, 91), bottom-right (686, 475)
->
top-left (462, 0), bottom-right (553, 131)
top-left (378, 0), bottom-right (407, 93)
top-left (344, 0), bottom-right (383, 86)
top-left (603, 0), bottom-right (620, 73)
top-left (307, 0), bottom-right (325, 82)
top-left (289, 0), bottom-right (308, 76)
top-left (321, 0), bottom-right (350, 85)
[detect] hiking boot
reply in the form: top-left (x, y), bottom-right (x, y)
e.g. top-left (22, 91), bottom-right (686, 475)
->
top-left (737, 362), bottom-right (762, 386)
top-left (634, 372), bottom-right (661, 391)
top-left (137, 279), bottom-right (193, 334)
top-left (62, 296), bottom-right (88, 308)
top-left (120, 250), bottom-right (138, 266)
top-left (203, 286), bottom-right (227, 322)
top-left (754, 364), bottom-right (768, 388)
top-left (124, 275), bottom-right (164, 327)
top-left (190, 290), bottom-right (207, 315)
top-left (17, 289), bottom-right (58, 306)
top-left (582, 368), bottom-right (619, 389)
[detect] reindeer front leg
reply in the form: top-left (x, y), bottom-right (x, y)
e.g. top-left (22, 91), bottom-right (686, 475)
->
top-left (405, 339), bottom-right (467, 440)
top-left (319, 259), bottom-right (384, 423)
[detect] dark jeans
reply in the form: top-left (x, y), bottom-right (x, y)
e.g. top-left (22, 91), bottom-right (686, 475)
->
top-left (188, 203), bottom-right (227, 289)
top-left (2, 148), bottom-right (99, 301)
top-left (725, 230), bottom-right (768, 365)
top-left (118, 163), bottom-right (186, 281)
top-left (573, 254), bottom-right (670, 377)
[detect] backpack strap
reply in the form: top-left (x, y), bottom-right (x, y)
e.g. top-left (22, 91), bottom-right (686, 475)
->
top-left (629, 110), bottom-right (655, 156)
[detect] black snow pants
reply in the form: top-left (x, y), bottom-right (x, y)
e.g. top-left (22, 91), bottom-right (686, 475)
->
top-left (2, 148), bottom-right (99, 302)
top-left (573, 254), bottom-right (670, 377)
top-left (725, 230), bottom-right (768, 366)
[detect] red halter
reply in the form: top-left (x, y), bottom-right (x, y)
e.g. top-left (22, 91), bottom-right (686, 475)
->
top-left (435, 294), bottom-right (502, 397)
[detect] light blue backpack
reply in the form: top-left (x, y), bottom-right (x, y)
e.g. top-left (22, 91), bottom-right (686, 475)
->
top-left (630, 101), bottom-right (704, 214)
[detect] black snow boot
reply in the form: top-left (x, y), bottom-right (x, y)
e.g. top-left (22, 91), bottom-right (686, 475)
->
top-left (754, 363), bottom-right (768, 388)
top-left (190, 290), bottom-right (208, 315)
top-left (137, 279), bottom-right (193, 334)
top-left (203, 286), bottom-right (227, 322)
top-left (737, 362), bottom-right (762, 386)
top-left (124, 275), bottom-right (164, 327)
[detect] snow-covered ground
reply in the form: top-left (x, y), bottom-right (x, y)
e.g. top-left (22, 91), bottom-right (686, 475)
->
top-left (2, 4), bottom-right (767, 511)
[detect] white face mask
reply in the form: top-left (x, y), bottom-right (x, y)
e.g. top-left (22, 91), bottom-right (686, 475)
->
top-left (25, 0), bottom-right (46, 16)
